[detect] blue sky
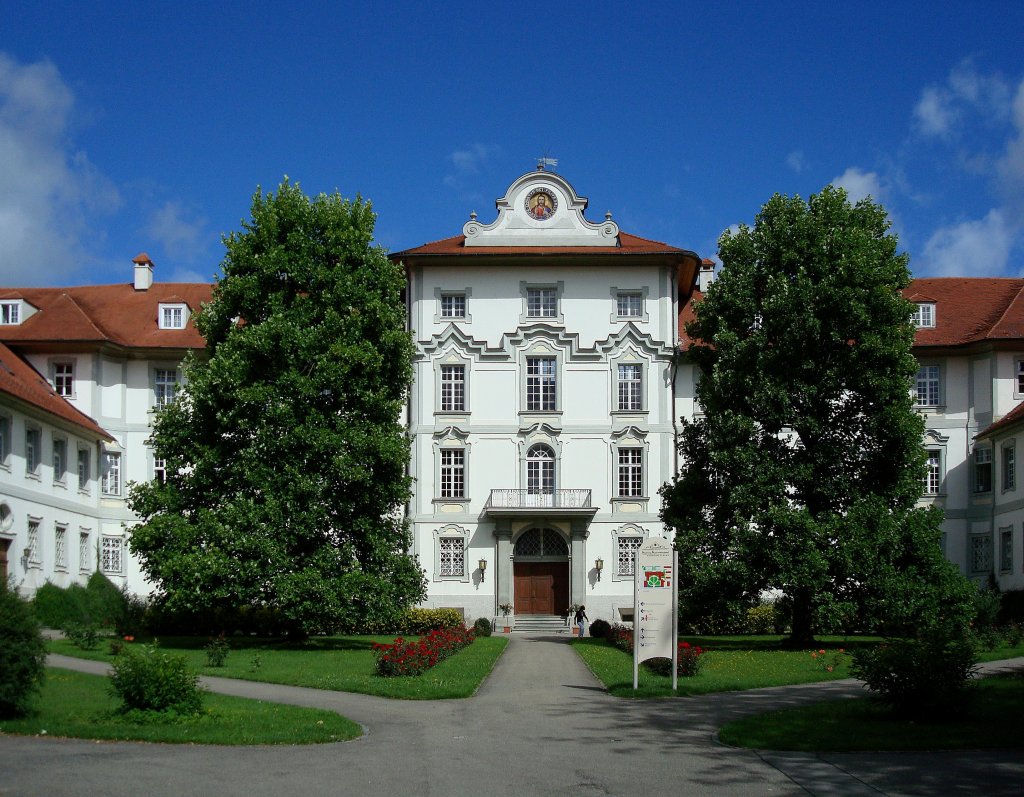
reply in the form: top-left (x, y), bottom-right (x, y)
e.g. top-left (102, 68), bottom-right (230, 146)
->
top-left (2, 1), bottom-right (1023, 286)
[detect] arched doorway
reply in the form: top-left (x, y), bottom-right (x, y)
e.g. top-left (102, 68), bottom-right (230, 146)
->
top-left (513, 527), bottom-right (569, 615)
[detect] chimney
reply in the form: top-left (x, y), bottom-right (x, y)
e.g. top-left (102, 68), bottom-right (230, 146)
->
top-left (133, 253), bottom-right (154, 291)
top-left (697, 258), bottom-right (715, 293)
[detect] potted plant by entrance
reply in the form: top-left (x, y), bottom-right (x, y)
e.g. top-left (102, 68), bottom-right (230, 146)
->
top-left (497, 603), bottom-right (513, 633)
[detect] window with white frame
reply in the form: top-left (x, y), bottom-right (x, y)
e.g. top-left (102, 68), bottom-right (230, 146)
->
top-left (0, 300), bottom-right (20, 325)
top-left (154, 457), bottom-right (167, 485)
top-left (440, 293), bottom-right (466, 319)
top-left (79, 530), bottom-right (91, 572)
top-left (440, 365), bottom-right (465, 412)
top-left (617, 448), bottom-right (644, 497)
top-left (439, 536), bottom-right (465, 577)
top-left (526, 444), bottom-right (556, 495)
top-left (27, 519), bottom-right (40, 565)
top-left (616, 291), bottom-right (643, 319)
top-left (53, 362), bottom-right (74, 397)
top-left (1003, 444), bottom-right (1016, 491)
top-left (616, 533), bottom-right (644, 576)
top-left (526, 288), bottom-right (558, 318)
top-left (101, 535), bottom-right (123, 574)
top-left (1000, 527), bottom-right (1012, 573)
top-left (154, 369), bottom-right (179, 408)
top-left (54, 525), bottom-right (67, 570)
top-left (974, 447), bottom-right (992, 493)
top-left (77, 447), bottom-right (90, 491)
top-left (439, 448), bottom-right (465, 499)
top-left (1018, 360), bottom-right (1024, 395)
top-left (102, 452), bottom-right (122, 496)
top-left (911, 303), bottom-right (936, 328)
top-left (923, 450), bottom-right (941, 495)
top-left (526, 357), bottom-right (557, 411)
top-left (25, 427), bottom-right (41, 475)
top-left (915, 365), bottom-right (940, 407)
top-left (53, 438), bottom-right (67, 484)
top-left (159, 304), bottom-right (187, 329)
top-left (970, 533), bottom-right (992, 574)
top-left (617, 363), bottom-right (643, 411)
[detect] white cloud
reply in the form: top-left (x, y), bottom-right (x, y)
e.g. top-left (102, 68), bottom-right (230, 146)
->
top-left (914, 59), bottom-right (1012, 139)
top-left (785, 150), bottom-right (807, 173)
top-left (0, 53), bottom-right (120, 285)
top-left (449, 143), bottom-right (499, 175)
top-left (995, 78), bottom-right (1024, 222)
top-left (145, 201), bottom-right (209, 261)
top-left (920, 209), bottom-right (1016, 276)
top-left (831, 167), bottom-right (884, 204)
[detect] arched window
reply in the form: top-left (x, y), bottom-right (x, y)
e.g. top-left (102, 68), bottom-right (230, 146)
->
top-left (526, 444), bottom-right (555, 495)
top-left (514, 527), bottom-right (568, 558)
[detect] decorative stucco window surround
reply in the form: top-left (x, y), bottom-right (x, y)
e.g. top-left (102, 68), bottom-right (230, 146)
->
top-left (152, 365), bottom-right (181, 410)
top-left (1001, 441), bottom-right (1016, 493)
top-left (76, 445), bottom-right (91, 494)
top-left (158, 303), bottom-right (189, 330)
top-left (432, 524), bottom-right (470, 582)
top-left (52, 437), bottom-right (68, 486)
top-left (433, 287), bottom-right (473, 324)
top-left (26, 516), bottom-right (42, 568)
top-left (969, 531), bottom-right (993, 576)
top-left (25, 425), bottom-right (42, 479)
top-left (519, 340), bottom-right (563, 417)
top-left (973, 446), bottom-right (993, 493)
top-left (517, 427), bottom-right (562, 494)
top-left (79, 528), bottom-right (92, 573)
top-left (610, 427), bottom-right (649, 511)
top-left (611, 524), bottom-right (647, 582)
top-left (101, 534), bottom-right (124, 575)
top-left (609, 286), bottom-right (650, 324)
top-left (432, 427), bottom-right (470, 510)
top-left (101, 447), bottom-right (124, 497)
top-left (433, 348), bottom-right (471, 417)
top-left (999, 526), bottom-right (1013, 574)
top-left (921, 430), bottom-right (948, 498)
top-left (610, 348), bottom-right (648, 416)
top-left (519, 281), bottom-right (565, 325)
top-left (54, 524), bottom-right (68, 572)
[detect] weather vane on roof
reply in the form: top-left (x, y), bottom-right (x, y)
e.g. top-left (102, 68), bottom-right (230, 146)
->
top-left (536, 155), bottom-right (558, 171)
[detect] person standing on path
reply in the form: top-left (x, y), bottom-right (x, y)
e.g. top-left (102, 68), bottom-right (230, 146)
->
top-left (574, 604), bottom-right (588, 637)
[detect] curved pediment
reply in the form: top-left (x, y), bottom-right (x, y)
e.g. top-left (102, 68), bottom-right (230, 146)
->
top-left (463, 169), bottom-right (619, 247)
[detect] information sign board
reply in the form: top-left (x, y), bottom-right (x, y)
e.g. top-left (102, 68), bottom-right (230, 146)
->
top-left (633, 537), bottom-right (678, 690)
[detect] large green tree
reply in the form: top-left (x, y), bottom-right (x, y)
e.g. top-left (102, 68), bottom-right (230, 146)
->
top-left (129, 180), bottom-right (425, 636)
top-left (661, 186), bottom-right (973, 644)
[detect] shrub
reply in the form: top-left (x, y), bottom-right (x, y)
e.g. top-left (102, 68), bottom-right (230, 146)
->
top-left (644, 641), bottom-right (707, 678)
top-left (399, 608), bottom-right (465, 634)
top-left (204, 633), bottom-right (230, 667)
top-left (373, 626), bottom-right (475, 677)
top-left (473, 617), bottom-right (492, 637)
top-left (0, 583), bottom-right (48, 718)
top-left (999, 589), bottom-right (1024, 624)
top-left (32, 581), bottom-right (89, 628)
top-left (745, 604), bottom-right (775, 634)
top-left (114, 586), bottom-right (148, 638)
top-left (607, 623), bottom-right (634, 654)
top-left (589, 618), bottom-right (611, 639)
top-left (851, 626), bottom-right (978, 719)
top-left (64, 622), bottom-right (100, 650)
top-left (109, 643), bottom-right (204, 715)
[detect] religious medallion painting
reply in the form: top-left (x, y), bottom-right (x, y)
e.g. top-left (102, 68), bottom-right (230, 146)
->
top-left (526, 188), bottom-right (557, 220)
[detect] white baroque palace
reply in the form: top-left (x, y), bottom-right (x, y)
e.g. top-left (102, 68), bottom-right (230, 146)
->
top-left (2, 171), bottom-right (1022, 619)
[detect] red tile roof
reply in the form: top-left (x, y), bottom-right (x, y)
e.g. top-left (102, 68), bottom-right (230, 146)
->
top-left (976, 401), bottom-right (1024, 441)
top-left (905, 278), bottom-right (1024, 348)
top-left (679, 278), bottom-right (1024, 351)
top-left (394, 231), bottom-right (693, 259)
top-left (0, 342), bottom-right (112, 440)
top-left (0, 283), bottom-right (212, 350)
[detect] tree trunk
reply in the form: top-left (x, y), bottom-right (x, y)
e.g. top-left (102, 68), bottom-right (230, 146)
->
top-left (788, 587), bottom-right (815, 647)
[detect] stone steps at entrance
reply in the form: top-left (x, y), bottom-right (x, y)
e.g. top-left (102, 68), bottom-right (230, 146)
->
top-left (513, 614), bottom-right (573, 633)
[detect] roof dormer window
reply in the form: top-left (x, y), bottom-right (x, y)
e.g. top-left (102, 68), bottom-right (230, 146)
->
top-left (159, 303), bottom-right (188, 330)
top-left (1, 300), bottom-right (21, 325)
top-left (912, 302), bottom-right (935, 328)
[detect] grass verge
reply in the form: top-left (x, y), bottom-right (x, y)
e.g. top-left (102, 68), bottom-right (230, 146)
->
top-left (49, 634), bottom-right (509, 700)
top-left (0, 668), bottom-right (361, 744)
top-left (572, 635), bottom-right (1024, 698)
top-left (717, 672), bottom-right (1024, 751)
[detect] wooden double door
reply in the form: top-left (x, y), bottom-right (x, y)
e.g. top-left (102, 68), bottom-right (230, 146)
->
top-left (514, 561), bottom-right (569, 616)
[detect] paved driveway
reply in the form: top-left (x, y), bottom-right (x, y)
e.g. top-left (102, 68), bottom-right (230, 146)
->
top-left (1, 638), bottom-right (1022, 796)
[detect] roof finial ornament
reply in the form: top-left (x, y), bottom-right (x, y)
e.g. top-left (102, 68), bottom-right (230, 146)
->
top-left (536, 155), bottom-right (558, 171)
top-left (605, 211), bottom-right (613, 220)
top-left (470, 211), bottom-right (477, 220)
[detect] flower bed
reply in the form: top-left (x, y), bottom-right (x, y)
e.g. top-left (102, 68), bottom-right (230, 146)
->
top-left (372, 626), bottom-right (476, 677)
top-left (606, 623), bottom-right (706, 677)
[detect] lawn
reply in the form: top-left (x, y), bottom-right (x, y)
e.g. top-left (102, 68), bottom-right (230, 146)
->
top-left (573, 634), bottom-right (1024, 698)
top-left (717, 671), bottom-right (1024, 751)
top-left (49, 634), bottom-right (509, 700)
top-left (0, 668), bottom-right (361, 744)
